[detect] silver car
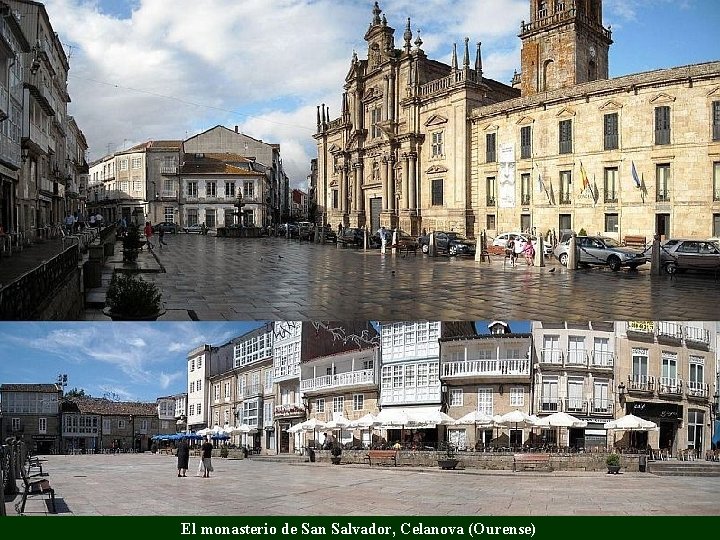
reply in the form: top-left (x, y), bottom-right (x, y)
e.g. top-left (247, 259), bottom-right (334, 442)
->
top-left (553, 235), bottom-right (648, 271)
top-left (660, 239), bottom-right (720, 274)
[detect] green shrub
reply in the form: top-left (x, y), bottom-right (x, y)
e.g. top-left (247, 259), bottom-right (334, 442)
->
top-left (606, 453), bottom-right (620, 467)
top-left (105, 273), bottom-right (162, 318)
top-left (578, 227), bottom-right (587, 236)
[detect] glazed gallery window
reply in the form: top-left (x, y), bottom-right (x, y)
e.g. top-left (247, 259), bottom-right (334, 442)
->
top-left (333, 396), bottom-right (344, 414)
top-left (431, 179), bottom-right (444, 206)
top-left (603, 113), bottom-right (619, 150)
top-left (654, 106), bottom-right (670, 145)
top-left (558, 119), bottom-right (573, 154)
top-left (520, 125), bottom-right (532, 159)
top-left (431, 131), bottom-right (444, 157)
top-left (477, 387), bottom-right (493, 416)
top-left (449, 388), bottom-right (463, 407)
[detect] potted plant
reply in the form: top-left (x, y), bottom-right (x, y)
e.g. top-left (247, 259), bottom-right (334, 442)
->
top-left (606, 453), bottom-right (621, 474)
top-left (122, 224), bottom-right (143, 263)
top-left (103, 272), bottom-right (165, 321)
top-left (330, 443), bottom-right (342, 465)
top-left (150, 443), bottom-right (158, 454)
top-left (438, 442), bottom-right (460, 470)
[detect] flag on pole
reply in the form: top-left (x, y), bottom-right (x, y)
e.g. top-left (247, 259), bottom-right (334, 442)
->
top-left (580, 161), bottom-right (590, 191)
top-left (631, 161), bottom-right (641, 188)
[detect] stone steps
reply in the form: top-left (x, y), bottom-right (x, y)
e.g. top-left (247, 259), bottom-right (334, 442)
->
top-left (648, 460), bottom-right (720, 476)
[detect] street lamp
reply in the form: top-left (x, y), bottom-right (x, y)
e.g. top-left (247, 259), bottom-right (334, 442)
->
top-left (235, 192), bottom-right (245, 227)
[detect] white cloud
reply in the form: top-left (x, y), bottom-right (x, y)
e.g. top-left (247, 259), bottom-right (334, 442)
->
top-left (45, 0), bottom-right (528, 186)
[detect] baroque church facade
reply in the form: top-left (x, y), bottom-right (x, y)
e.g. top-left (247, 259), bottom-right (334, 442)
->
top-left (315, 0), bottom-right (720, 241)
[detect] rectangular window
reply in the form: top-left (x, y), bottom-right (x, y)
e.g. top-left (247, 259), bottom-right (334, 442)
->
top-left (449, 388), bottom-right (463, 407)
top-left (431, 131), bottom-right (444, 157)
top-left (477, 387), bottom-right (493, 416)
top-left (559, 170), bottom-right (572, 204)
top-left (316, 398), bottom-right (325, 413)
top-left (714, 162), bottom-right (720, 201)
top-left (541, 377), bottom-right (559, 412)
top-left (332, 396), bottom-right (344, 414)
top-left (131, 157), bottom-right (142, 169)
top-left (120, 159), bottom-right (128, 171)
top-left (371, 107), bottom-right (382, 138)
top-left (243, 181), bottom-right (254, 200)
top-left (542, 335), bottom-right (561, 363)
top-left (603, 113), bottom-right (619, 150)
top-left (118, 419), bottom-right (126, 429)
top-left (164, 207), bottom-right (174, 222)
top-left (567, 377), bottom-right (584, 412)
top-left (486, 133), bottom-right (496, 163)
top-left (213, 384), bottom-right (220, 402)
top-left (509, 387), bottom-right (524, 407)
top-left (661, 353), bottom-right (678, 388)
top-left (431, 179), bottom-right (443, 206)
top-left (593, 381), bottom-right (610, 413)
top-left (713, 101), bottom-right (720, 141)
top-left (38, 417), bottom-right (46, 433)
top-left (688, 357), bottom-right (704, 395)
top-left (353, 394), bottom-right (364, 411)
top-left (486, 214), bottom-right (496, 230)
top-left (520, 173), bottom-right (531, 205)
top-left (632, 348), bottom-right (649, 388)
top-left (655, 106), bottom-right (670, 145)
top-left (225, 182), bottom-right (235, 198)
top-left (604, 167), bottom-right (618, 202)
top-left (486, 176), bottom-right (496, 206)
top-left (332, 190), bottom-right (339, 209)
top-left (205, 209), bottom-right (216, 228)
top-left (186, 182), bottom-right (198, 198)
top-left (604, 213), bottom-right (618, 235)
top-left (196, 403), bottom-right (201, 416)
top-left (103, 419), bottom-right (111, 432)
top-left (567, 336), bottom-right (586, 365)
top-left (520, 126), bottom-right (532, 159)
top-left (189, 404), bottom-right (194, 416)
top-left (206, 182), bottom-right (216, 198)
top-left (559, 119), bottom-right (573, 154)
top-left (687, 410), bottom-right (704, 450)
top-left (196, 379), bottom-right (201, 391)
top-left (656, 164), bottom-right (670, 202)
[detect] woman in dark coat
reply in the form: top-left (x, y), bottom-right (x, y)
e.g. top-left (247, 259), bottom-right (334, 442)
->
top-left (176, 440), bottom-right (190, 477)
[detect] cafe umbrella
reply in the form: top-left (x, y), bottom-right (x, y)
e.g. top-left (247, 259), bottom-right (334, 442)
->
top-left (453, 411), bottom-right (496, 448)
top-left (603, 414), bottom-right (658, 450)
top-left (497, 410), bottom-right (538, 448)
top-left (348, 413), bottom-right (380, 447)
top-left (535, 411), bottom-right (588, 448)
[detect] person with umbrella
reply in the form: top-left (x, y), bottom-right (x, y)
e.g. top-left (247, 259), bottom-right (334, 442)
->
top-left (176, 438), bottom-right (189, 477)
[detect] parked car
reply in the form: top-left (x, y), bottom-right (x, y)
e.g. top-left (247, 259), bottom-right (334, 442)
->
top-left (553, 235), bottom-right (648, 271)
top-left (370, 229), bottom-right (418, 251)
top-left (153, 222), bottom-right (179, 234)
top-left (418, 231), bottom-right (476, 256)
top-left (659, 238), bottom-right (720, 275)
top-left (319, 225), bottom-right (337, 243)
top-left (183, 224), bottom-right (204, 234)
top-left (492, 231), bottom-right (552, 256)
top-left (280, 223), bottom-right (299, 238)
top-left (337, 227), bottom-right (365, 247)
top-left (297, 221), bottom-right (314, 240)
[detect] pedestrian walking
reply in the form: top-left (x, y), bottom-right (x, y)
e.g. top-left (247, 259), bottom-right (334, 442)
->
top-left (158, 226), bottom-right (167, 248)
top-left (513, 236), bottom-right (525, 267)
top-left (523, 239), bottom-right (535, 266)
top-left (176, 439), bottom-right (189, 477)
top-left (199, 436), bottom-right (214, 478)
top-left (144, 221), bottom-right (154, 249)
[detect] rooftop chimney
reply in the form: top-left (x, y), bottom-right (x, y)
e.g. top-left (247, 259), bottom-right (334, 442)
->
top-left (235, 126), bottom-right (239, 133)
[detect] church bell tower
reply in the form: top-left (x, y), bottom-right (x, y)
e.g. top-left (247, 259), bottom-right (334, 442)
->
top-left (519, 0), bottom-right (612, 96)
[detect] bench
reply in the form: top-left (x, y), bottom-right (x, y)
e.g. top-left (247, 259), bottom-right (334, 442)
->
top-left (513, 453), bottom-right (552, 472)
top-left (623, 235), bottom-right (647, 248)
top-left (365, 449), bottom-right (398, 466)
top-left (26, 455), bottom-right (44, 476)
top-left (15, 466), bottom-right (56, 514)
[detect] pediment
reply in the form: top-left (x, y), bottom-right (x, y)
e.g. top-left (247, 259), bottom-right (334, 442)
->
top-left (706, 86), bottom-right (720, 98)
top-left (483, 123), bottom-right (500, 132)
top-left (515, 116), bottom-right (535, 126)
top-left (648, 93), bottom-right (676, 105)
top-left (364, 85), bottom-right (383, 100)
top-left (425, 165), bottom-right (448, 174)
top-left (555, 106), bottom-right (576, 118)
top-left (329, 178), bottom-right (338, 187)
top-left (598, 99), bottom-right (623, 111)
top-left (424, 114), bottom-right (448, 127)
top-left (328, 144), bottom-right (342, 154)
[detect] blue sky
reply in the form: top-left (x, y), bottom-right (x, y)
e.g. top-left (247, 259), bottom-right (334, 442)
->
top-left (41, 0), bottom-right (719, 188)
top-left (0, 320), bottom-right (530, 402)
top-left (0, 322), bottom-right (264, 402)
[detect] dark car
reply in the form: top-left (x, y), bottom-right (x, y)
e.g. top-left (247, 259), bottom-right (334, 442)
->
top-left (337, 227), bottom-right (365, 247)
top-left (280, 223), bottom-right (299, 238)
top-left (372, 229), bottom-right (419, 251)
top-left (660, 239), bottom-right (720, 275)
top-left (553, 235), bottom-right (648, 271)
top-left (319, 225), bottom-right (337, 243)
top-left (418, 231), bottom-right (476, 256)
top-left (153, 222), bottom-right (179, 234)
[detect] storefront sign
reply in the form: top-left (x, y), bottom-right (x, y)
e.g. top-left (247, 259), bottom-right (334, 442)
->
top-left (627, 401), bottom-right (682, 420)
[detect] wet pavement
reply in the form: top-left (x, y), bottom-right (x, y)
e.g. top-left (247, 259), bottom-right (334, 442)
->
top-left (4, 453), bottom-right (719, 516)
top-left (86, 235), bottom-right (720, 321)
top-left (2, 234), bottom-right (720, 321)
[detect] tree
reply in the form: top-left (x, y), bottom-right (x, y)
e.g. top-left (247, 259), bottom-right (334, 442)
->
top-left (65, 388), bottom-right (88, 398)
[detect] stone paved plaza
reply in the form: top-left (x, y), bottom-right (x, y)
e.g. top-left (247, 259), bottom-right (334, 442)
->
top-left (5, 453), bottom-right (720, 516)
top-left (81, 235), bottom-right (720, 321)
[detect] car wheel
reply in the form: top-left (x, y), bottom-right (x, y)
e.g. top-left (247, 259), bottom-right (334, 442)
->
top-left (664, 262), bottom-right (678, 275)
top-left (449, 245), bottom-right (458, 256)
top-left (607, 256), bottom-right (621, 272)
top-left (421, 243), bottom-right (429, 254)
top-left (559, 253), bottom-right (569, 267)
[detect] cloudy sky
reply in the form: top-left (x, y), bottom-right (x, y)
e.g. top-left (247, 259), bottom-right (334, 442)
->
top-left (45, 0), bottom-right (719, 188)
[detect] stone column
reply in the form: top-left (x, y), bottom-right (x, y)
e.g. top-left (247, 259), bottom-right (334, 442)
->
top-left (354, 162), bottom-right (365, 213)
top-left (389, 71), bottom-right (395, 122)
top-left (381, 157), bottom-right (388, 212)
top-left (402, 154), bottom-right (409, 210)
top-left (341, 164), bottom-right (349, 215)
top-left (387, 156), bottom-right (395, 212)
top-left (408, 153), bottom-right (417, 210)
top-left (384, 75), bottom-right (390, 120)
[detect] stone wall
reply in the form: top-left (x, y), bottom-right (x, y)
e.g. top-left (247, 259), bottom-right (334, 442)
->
top-left (37, 267), bottom-right (83, 320)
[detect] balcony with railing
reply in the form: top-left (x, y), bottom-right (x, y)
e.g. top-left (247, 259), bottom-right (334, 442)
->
top-left (626, 321), bottom-right (655, 340)
top-left (300, 369), bottom-right (375, 393)
top-left (539, 397), bottom-right (561, 413)
top-left (160, 165), bottom-right (178, 175)
top-left (657, 377), bottom-right (683, 397)
top-left (442, 358), bottom-right (530, 379)
top-left (684, 326), bottom-right (710, 347)
top-left (564, 397), bottom-right (585, 414)
top-left (590, 350), bottom-right (614, 368)
top-left (627, 375), bottom-right (654, 393)
top-left (686, 381), bottom-right (709, 399)
top-left (240, 384), bottom-right (263, 399)
top-left (656, 322), bottom-right (682, 343)
top-left (418, 69), bottom-right (479, 98)
top-left (565, 350), bottom-right (587, 367)
top-left (590, 399), bottom-right (613, 416)
top-left (159, 190), bottom-right (178, 199)
top-left (539, 349), bottom-right (563, 365)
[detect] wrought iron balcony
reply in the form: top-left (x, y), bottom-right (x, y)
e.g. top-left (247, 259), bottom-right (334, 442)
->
top-left (565, 350), bottom-right (588, 367)
top-left (442, 358), bottom-right (530, 378)
top-left (684, 326), bottom-right (710, 346)
top-left (686, 382), bottom-right (709, 399)
top-left (658, 377), bottom-right (683, 396)
top-left (564, 398), bottom-right (586, 414)
top-left (656, 322), bottom-right (682, 342)
top-left (590, 351), bottom-right (614, 368)
top-left (539, 398), bottom-right (560, 413)
top-left (240, 384), bottom-right (263, 399)
top-left (627, 375), bottom-right (654, 393)
top-left (160, 165), bottom-right (178, 175)
top-left (590, 399), bottom-right (613, 416)
top-left (539, 349), bottom-right (563, 365)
